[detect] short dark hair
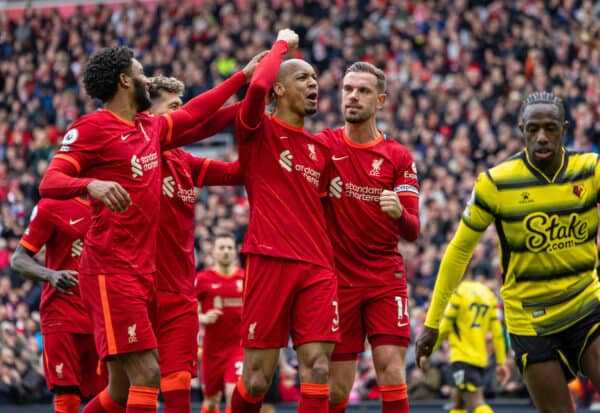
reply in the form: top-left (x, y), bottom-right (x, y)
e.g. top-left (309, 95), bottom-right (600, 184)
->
top-left (519, 91), bottom-right (565, 122)
top-left (83, 47), bottom-right (134, 102)
top-left (148, 76), bottom-right (184, 101)
top-left (345, 61), bottom-right (387, 93)
top-left (214, 231), bottom-right (236, 243)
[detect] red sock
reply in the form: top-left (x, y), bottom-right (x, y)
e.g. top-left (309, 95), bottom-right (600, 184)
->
top-left (54, 394), bottom-right (81, 413)
top-left (127, 386), bottom-right (159, 413)
top-left (230, 379), bottom-right (264, 413)
top-left (160, 371), bottom-right (192, 413)
top-left (298, 383), bottom-right (329, 413)
top-left (225, 405), bottom-right (232, 413)
top-left (329, 399), bottom-right (348, 413)
top-left (82, 388), bottom-right (126, 413)
top-left (380, 383), bottom-right (409, 413)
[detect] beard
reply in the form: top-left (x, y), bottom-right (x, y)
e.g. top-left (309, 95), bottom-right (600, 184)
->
top-left (133, 77), bottom-right (151, 112)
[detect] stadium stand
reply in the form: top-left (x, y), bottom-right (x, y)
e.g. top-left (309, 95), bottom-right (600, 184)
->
top-left (1, 0), bottom-right (599, 408)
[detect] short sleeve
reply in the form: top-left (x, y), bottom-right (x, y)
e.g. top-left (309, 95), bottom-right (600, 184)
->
top-left (55, 117), bottom-right (103, 175)
top-left (20, 201), bottom-right (56, 253)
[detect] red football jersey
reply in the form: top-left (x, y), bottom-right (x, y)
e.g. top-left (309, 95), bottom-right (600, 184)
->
top-left (323, 128), bottom-right (420, 287)
top-left (236, 115), bottom-right (334, 269)
top-left (156, 149), bottom-right (241, 296)
top-left (54, 110), bottom-right (168, 275)
top-left (195, 269), bottom-right (244, 354)
top-left (19, 198), bottom-right (92, 334)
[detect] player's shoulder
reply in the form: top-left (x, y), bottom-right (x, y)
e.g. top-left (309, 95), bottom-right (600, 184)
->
top-left (196, 269), bottom-right (215, 279)
top-left (380, 135), bottom-right (413, 160)
top-left (565, 150), bottom-right (599, 171)
top-left (59, 112), bottom-right (107, 148)
top-left (486, 150), bottom-right (523, 178)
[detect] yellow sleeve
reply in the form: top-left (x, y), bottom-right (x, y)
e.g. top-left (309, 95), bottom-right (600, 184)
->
top-left (489, 296), bottom-right (506, 365)
top-left (425, 172), bottom-right (497, 329)
top-left (424, 222), bottom-right (483, 328)
top-left (433, 293), bottom-right (460, 352)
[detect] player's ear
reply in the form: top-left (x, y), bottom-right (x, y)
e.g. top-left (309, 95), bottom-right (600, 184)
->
top-left (376, 92), bottom-right (387, 110)
top-left (273, 82), bottom-right (285, 98)
top-left (119, 72), bottom-right (132, 88)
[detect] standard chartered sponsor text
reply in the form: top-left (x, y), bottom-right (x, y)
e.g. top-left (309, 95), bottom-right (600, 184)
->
top-left (345, 182), bottom-right (383, 202)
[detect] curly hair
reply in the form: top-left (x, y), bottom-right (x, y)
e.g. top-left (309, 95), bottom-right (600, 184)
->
top-left (148, 76), bottom-right (185, 101)
top-left (83, 47), bottom-right (134, 102)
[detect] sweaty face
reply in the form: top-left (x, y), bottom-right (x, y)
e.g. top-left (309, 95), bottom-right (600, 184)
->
top-left (130, 59), bottom-right (151, 112)
top-left (151, 91), bottom-right (182, 115)
top-left (520, 103), bottom-right (567, 173)
top-left (213, 237), bottom-right (236, 267)
top-left (277, 60), bottom-right (319, 117)
top-left (342, 72), bottom-right (384, 124)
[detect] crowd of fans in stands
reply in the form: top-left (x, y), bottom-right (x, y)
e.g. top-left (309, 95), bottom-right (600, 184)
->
top-left (1, 0), bottom-right (600, 406)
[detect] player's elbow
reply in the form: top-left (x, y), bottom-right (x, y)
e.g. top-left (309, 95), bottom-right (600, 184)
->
top-left (9, 250), bottom-right (25, 274)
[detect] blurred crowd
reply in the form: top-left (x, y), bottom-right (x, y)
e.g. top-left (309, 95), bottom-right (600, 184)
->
top-left (1, 0), bottom-right (600, 406)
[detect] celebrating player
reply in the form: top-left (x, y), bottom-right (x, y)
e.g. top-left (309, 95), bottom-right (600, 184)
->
top-left (11, 198), bottom-right (107, 413)
top-left (39, 46), bottom-right (257, 413)
top-left (148, 75), bottom-right (244, 413)
top-left (321, 62), bottom-right (419, 413)
top-left (230, 29), bottom-right (339, 413)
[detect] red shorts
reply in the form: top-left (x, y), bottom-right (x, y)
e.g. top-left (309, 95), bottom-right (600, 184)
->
top-left (42, 332), bottom-right (107, 397)
top-left (155, 290), bottom-right (199, 376)
top-left (201, 347), bottom-right (244, 397)
top-left (79, 273), bottom-right (157, 360)
top-left (332, 284), bottom-right (410, 358)
top-left (242, 254), bottom-right (339, 348)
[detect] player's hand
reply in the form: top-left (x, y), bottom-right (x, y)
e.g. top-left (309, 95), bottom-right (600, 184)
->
top-left (200, 309), bottom-right (223, 325)
top-left (415, 326), bottom-right (439, 368)
top-left (242, 51), bottom-right (269, 81)
top-left (87, 180), bottom-right (132, 213)
top-left (48, 270), bottom-right (78, 295)
top-left (380, 189), bottom-right (403, 219)
top-left (276, 29), bottom-right (299, 49)
top-left (496, 362), bottom-right (510, 386)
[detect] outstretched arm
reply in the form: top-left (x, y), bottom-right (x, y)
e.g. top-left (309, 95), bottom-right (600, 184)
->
top-left (198, 160), bottom-right (243, 187)
top-left (165, 103), bottom-right (242, 151)
top-left (238, 29), bottom-right (298, 132)
top-left (163, 52), bottom-right (267, 148)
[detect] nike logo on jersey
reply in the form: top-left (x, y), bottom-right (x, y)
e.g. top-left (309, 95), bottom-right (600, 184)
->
top-left (69, 218), bottom-right (85, 225)
top-left (397, 322), bottom-right (409, 328)
top-left (332, 155), bottom-right (349, 161)
top-left (121, 134), bottom-right (132, 141)
top-left (211, 283), bottom-right (221, 289)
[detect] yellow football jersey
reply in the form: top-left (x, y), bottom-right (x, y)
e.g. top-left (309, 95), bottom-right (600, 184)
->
top-left (426, 149), bottom-right (600, 336)
top-left (438, 281), bottom-right (506, 367)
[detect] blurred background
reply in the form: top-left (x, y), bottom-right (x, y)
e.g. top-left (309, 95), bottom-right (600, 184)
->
top-left (1, 0), bottom-right (600, 411)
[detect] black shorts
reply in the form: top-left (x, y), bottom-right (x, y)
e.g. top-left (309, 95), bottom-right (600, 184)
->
top-left (450, 362), bottom-right (485, 392)
top-left (510, 304), bottom-right (600, 381)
